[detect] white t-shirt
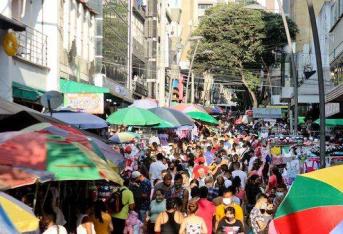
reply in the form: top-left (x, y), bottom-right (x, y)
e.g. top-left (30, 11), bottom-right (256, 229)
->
top-left (248, 156), bottom-right (258, 171)
top-left (43, 225), bottom-right (68, 234)
top-left (149, 160), bottom-right (168, 182)
top-left (232, 170), bottom-right (247, 188)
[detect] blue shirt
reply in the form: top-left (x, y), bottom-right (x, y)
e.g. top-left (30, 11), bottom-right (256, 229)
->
top-left (204, 151), bottom-right (214, 165)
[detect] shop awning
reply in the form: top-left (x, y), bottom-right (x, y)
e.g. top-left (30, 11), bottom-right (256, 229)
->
top-left (60, 79), bottom-right (109, 93)
top-left (12, 82), bottom-right (45, 102)
top-left (0, 14), bottom-right (26, 31)
top-left (314, 118), bottom-right (343, 127)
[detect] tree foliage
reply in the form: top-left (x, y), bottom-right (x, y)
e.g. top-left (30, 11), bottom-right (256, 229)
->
top-left (191, 3), bottom-right (298, 107)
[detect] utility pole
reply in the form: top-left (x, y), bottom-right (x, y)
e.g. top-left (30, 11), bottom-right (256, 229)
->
top-left (276, 0), bottom-right (298, 135)
top-left (127, 0), bottom-right (133, 91)
top-left (185, 37), bottom-right (202, 103)
top-left (306, 0), bottom-right (326, 168)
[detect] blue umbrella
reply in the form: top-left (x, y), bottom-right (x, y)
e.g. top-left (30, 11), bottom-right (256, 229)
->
top-left (0, 204), bottom-right (19, 234)
top-left (49, 110), bottom-right (108, 129)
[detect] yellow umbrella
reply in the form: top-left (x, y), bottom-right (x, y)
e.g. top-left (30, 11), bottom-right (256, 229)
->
top-left (0, 192), bottom-right (39, 232)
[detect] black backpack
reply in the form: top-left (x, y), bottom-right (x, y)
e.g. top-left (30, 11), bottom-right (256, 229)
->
top-left (108, 187), bottom-right (126, 214)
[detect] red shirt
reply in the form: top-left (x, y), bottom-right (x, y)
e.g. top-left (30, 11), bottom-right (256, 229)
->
top-left (196, 198), bottom-right (215, 234)
top-left (192, 165), bottom-right (209, 179)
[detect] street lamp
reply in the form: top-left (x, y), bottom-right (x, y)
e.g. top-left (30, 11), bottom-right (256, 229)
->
top-left (185, 36), bottom-right (203, 103)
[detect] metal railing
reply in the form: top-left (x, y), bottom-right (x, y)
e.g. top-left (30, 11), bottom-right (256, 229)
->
top-left (330, 40), bottom-right (343, 64)
top-left (16, 25), bottom-right (48, 67)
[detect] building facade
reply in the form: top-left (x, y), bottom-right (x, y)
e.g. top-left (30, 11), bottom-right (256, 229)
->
top-left (327, 0), bottom-right (343, 117)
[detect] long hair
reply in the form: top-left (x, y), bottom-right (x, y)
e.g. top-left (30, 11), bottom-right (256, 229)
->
top-left (94, 200), bottom-right (106, 223)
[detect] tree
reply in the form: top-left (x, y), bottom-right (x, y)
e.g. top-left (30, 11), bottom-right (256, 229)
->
top-left (191, 3), bottom-right (265, 107)
top-left (191, 3), bottom-right (298, 107)
top-left (258, 11), bottom-right (298, 104)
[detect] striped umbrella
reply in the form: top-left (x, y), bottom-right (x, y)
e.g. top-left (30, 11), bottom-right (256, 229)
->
top-left (270, 165), bottom-right (343, 234)
top-left (0, 192), bottom-right (39, 233)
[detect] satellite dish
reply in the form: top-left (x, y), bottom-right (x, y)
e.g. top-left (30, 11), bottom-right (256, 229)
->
top-left (40, 91), bottom-right (63, 112)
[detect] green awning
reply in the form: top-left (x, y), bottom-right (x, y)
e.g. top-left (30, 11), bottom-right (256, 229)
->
top-left (60, 79), bottom-right (109, 93)
top-left (314, 118), bottom-right (343, 127)
top-left (12, 82), bottom-right (45, 101)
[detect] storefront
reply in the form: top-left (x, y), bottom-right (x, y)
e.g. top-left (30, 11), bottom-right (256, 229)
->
top-left (59, 79), bottom-right (109, 114)
top-left (12, 81), bottom-right (45, 111)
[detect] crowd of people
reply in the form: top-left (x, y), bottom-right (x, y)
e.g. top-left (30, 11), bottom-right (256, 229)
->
top-left (22, 119), bottom-right (308, 234)
top-left (105, 121), bottom-right (290, 234)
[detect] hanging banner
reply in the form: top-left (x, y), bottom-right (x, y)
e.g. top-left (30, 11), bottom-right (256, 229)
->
top-left (64, 93), bottom-right (104, 114)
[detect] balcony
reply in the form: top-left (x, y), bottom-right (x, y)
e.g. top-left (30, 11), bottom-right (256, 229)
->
top-left (15, 25), bottom-right (48, 68)
top-left (133, 0), bottom-right (146, 21)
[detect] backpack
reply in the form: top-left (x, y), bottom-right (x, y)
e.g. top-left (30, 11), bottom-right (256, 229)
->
top-left (109, 187), bottom-right (126, 214)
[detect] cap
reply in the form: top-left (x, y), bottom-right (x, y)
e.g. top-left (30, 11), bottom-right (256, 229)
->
top-left (131, 171), bottom-right (141, 179)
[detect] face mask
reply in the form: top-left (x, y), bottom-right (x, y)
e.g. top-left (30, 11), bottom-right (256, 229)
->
top-left (223, 198), bottom-right (232, 205)
top-left (276, 192), bottom-right (284, 198)
top-left (260, 203), bottom-right (268, 210)
top-left (156, 198), bottom-right (163, 203)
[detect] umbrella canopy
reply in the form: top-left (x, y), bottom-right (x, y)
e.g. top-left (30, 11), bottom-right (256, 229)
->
top-left (272, 165), bottom-right (343, 234)
top-left (331, 221), bottom-right (343, 234)
top-left (0, 192), bottom-right (39, 232)
top-left (314, 118), bottom-right (343, 127)
top-left (150, 107), bottom-right (194, 127)
top-left (205, 106), bottom-right (224, 115)
top-left (107, 107), bottom-right (162, 126)
top-left (186, 111), bottom-right (219, 125)
top-left (130, 98), bottom-right (159, 109)
top-left (50, 110), bottom-right (108, 129)
top-left (22, 123), bottom-right (125, 172)
top-left (172, 103), bottom-right (207, 113)
top-left (109, 132), bottom-right (141, 144)
top-left (0, 205), bottom-right (19, 234)
top-left (0, 132), bottom-right (122, 184)
top-left (0, 165), bottom-right (54, 190)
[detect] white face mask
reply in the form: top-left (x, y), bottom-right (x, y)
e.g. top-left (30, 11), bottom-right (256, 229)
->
top-left (223, 198), bottom-right (232, 205)
top-left (276, 192), bottom-right (284, 198)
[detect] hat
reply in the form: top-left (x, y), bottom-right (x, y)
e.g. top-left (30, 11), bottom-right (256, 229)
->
top-left (131, 171), bottom-right (141, 179)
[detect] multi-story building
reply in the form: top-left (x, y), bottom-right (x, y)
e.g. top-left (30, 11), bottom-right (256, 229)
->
top-left (281, 0), bottom-right (333, 115)
top-left (0, 0), bottom-right (111, 113)
top-left (326, 0), bottom-right (343, 117)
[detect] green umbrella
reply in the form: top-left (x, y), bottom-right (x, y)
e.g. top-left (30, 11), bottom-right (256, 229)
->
top-left (298, 116), bottom-right (306, 125)
top-left (314, 118), bottom-right (343, 127)
top-left (107, 107), bottom-right (162, 126)
top-left (186, 111), bottom-right (219, 125)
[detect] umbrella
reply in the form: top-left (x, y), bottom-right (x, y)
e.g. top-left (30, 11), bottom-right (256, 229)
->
top-left (130, 98), bottom-right (159, 109)
top-left (314, 118), bottom-right (343, 127)
top-left (107, 107), bottom-right (162, 126)
top-left (186, 111), bottom-right (219, 125)
top-left (331, 221), bottom-right (343, 234)
top-left (152, 119), bottom-right (178, 129)
top-left (50, 110), bottom-right (108, 129)
top-left (172, 103), bottom-right (207, 113)
top-left (0, 192), bottom-right (39, 232)
top-left (0, 205), bottom-right (19, 234)
top-left (22, 123), bottom-right (125, 172)
top-left (0, 132), bottom-right (122, 184)
top-left (150, 107), bottom-right (194, 127)
top-left (271, 165), bottom-right (343, 234)
top-left (205, 106), bottom-right (224, 115)
top-left (109, 132), bottom-right (141, 144)
top-left (0, 165), bottom-right (54, 190)
top-left (298, 116), bottom-right (306, 125)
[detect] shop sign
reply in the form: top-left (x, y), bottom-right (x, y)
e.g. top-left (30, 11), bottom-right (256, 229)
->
top-left (64, 93), bottom-right (104, 114)
top-left (325, 103), bottom-right (340, 117)
top-left (253, 108), bottom-right (282, 119)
